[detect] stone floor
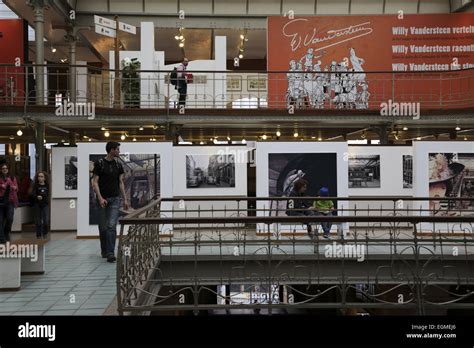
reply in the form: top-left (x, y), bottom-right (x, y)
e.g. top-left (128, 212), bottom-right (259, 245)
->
top-left (0, 232), bottom-right (118, 316)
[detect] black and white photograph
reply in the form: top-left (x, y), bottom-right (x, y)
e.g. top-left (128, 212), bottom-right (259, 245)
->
top-left (268, 153), bottom-right (338, 215)
top-left (348, 155), bottom-right (381, 188)
top-left (186, 154), bottom-right (235, 188)
top-left (89, 153), bottom-right (160, 225)
top-left (64, 156), bottom-right (77, 190)
top-left (429, 153), bottom-right (474, 216)
top-left (403, 155), bottom-right (413, 189)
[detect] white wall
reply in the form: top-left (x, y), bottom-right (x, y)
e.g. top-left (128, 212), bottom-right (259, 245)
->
top-left (77, 142), bottom-right (173, 237)
top-left (51, 147), bottom-right (77, 198)
top-left (348, 146), bottom-right (413, 196)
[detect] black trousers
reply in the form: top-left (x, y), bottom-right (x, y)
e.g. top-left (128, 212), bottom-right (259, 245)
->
top-left (178, 83), bottom-right (187, 106)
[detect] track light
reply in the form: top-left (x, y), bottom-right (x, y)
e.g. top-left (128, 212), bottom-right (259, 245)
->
top-left (139, 126), bottom-right (144, 131)
top-left (174, 35), bottom-right (179, 40)
top-left (120, 134), bottom-right (126, 140)
top-left (261, 134), bottom-right (267, 140)
top-left (241, 138), bottom-right (246, 144)
top-left (16, 129), bottom-right (23, 136)
top-left (293, 132), bottom-right (298, 138)
top-left (455, 126), bottom-right (461, 131)
top-left (101, 127), bottom-right (106, 131)
top-left (318, 137), bottom-right (322, 141)
top-left (276, 131), bottom-right (281, 137)
top-left (238, 54), bottom-right (243, 59)
top-left (361, 131), bottom-right (366, 139)
top-left (200, 141), bottom-right (204, 145)
top-left (132, 137), bottom-right (137, 142)
top-left (88, 138), bottom-right (92, 142)
top-left (51, 47), bottom-right (56, 53)
top-left (179, 42), bottom-right (184, 48)
top-left (416, 136), bottom-right (421, 140)
top-left (104, 131), bottom-right (110, 137)
top-left (403, 127), bottom-right (408, 131)
top-left (240, 34), bottom-right (245, 39)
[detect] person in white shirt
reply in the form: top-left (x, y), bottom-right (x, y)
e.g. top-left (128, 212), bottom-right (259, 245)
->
top-left (176, 58), bottom-right (189, 106)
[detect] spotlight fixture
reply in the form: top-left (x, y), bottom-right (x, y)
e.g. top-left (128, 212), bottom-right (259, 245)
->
top-left (9, 135), bottom-right (14, 140)
top-left (403, 127), bottom-right (408, 131)
top-left (51, 47), bottom-right (56, 53)
top-left (464, 136), bottom-right (468, 141)
top-left (238, 54), bottom-right (244, 59)
top-left (311, 136), bottom-right (316, 139)
top-left (120, 134), bottom-right (126, 141)
top-left (276, 131), bottom-right (281, 137)
top-left (104, 131), bottom-right (110, 137)
top-left (175, 27), bottom-right (186, 49)
top-left (88, 138), bottom-right (92, 142)
top-left (16, 129), bottom-right (23, 136)
top-left (237, 31), bottom-right (248, 60)
top-left (416, 136), bottom-right (421, 140)
top-left (213, 138), bottom-right (218, 144)
top-left (101, 127), bottom-right (106, 131)
top-left (139, 126), bottom-right (144, 131)
top-left (200, 141), bottom-right (204, 145)
top-left (318, 137), bottom-right (322, 141)
top-left (227, 136), bottom-right (231, 141)
top-left (179, 42), bottom-right (184, 48)
top-left (293, 132), bottom-right (298, 138)
top-left (455, 126), bottom-right (461, 131)
top-left (361, 131), bottom-right (366, 139)
top-left (262, 134), bottom-right (267, 140)
top-left (133, 137), bottom-right (137, 142)
top-left (241, 138), bottom-right (246, 144)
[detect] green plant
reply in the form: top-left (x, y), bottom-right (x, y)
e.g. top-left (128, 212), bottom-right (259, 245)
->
top-left (121, 57), bottom-right (141, 108)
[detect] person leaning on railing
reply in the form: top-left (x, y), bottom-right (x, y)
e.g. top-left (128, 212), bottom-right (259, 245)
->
top-left (285, 178), bottom-right (316, 237)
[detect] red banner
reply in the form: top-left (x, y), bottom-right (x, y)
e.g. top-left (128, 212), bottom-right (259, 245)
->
top-left (267, 14), bottom-right (474, 110)
top-left (0, 19), bottom-right (25, 105)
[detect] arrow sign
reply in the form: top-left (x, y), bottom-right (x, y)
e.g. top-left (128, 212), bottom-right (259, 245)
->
top-left (95, 24), bottom-right (116, 38)
top-left (94, 15), bottom-right (116, 29)
top-left (119, 22), bottom-right (136, 35)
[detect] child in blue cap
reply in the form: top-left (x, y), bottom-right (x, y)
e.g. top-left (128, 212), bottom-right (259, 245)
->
top-left (313, 187), bottom-right (334, 239)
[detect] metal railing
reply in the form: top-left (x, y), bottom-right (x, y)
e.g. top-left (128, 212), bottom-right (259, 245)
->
top-left (116, 196), bottom-right (474, 315)
top-left (1, 64), bottom-right (473, 111)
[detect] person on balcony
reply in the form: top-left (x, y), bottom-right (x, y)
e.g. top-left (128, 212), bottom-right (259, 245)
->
top-left (286, 178), bottom-right (316, 237)
top-left (177, 58), bottom-right (189, 107)
top-left (313, 187), bottom-right (335, 239)
top-left (0, 161), bottom-right (18, 244)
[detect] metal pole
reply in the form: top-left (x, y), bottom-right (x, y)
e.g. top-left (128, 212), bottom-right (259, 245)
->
top-left (31, 0), bottom-right (45, 105)
top-left (114, 15), bottom-right (121, 108)
top-left (35, 122), bottom-right (45, 171)
top-left (67, 29), bottom-right (77, 103)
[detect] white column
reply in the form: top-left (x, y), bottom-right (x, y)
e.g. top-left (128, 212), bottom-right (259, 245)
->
top-left (214, 36), bottom-right (227, 109)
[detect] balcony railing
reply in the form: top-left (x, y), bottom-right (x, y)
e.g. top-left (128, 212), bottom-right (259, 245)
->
top-left (0, 64), bottom-right (473, 111)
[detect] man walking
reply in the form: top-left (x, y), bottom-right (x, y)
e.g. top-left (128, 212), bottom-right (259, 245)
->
top-left (177, 57), bottom-right (189, 107)
top-left (91, 142), bottom-right (129, 263)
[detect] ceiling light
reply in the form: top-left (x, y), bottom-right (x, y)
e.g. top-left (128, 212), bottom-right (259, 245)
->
top-left (149, 138), bottom-right (153, 141)
top-left (240, 34), bottom-right (245, 39)
top-left (293, 132), bottom-right (298, 138)
top-left (43, 139), bottom-right (46, 143)
top-left (9, 135), bottom-right (14, 140)
top-left (464, 136), bottom-right (468, 141)
top-left (318, 137), bottom-right (322, 141)
top-left (179, 35), bottom-right (184, 40)
top-left (120, 134), bottom-right (126, 141)
top-left (179, 42), bottom-right (184, 48)
top-left (104, 131), bottom-right (110, 137)
top-left (311, 136), bottom-right (316, 139)
top-left (416, 136), bottom-right (421, 140)
top-left (51, 47), bottom-right (56, 53)
top-left (200, 141), bottom-right (204, 145)
top-left (227, 136), bottom-right (231, 141)
top-left (132, 137), bottom-right (137, 142)
top-left (361, 131), bottom-right (366, 139)
top-left (213, 138), bottom-right (218, 144)
top-left (241, 138), bottom-right (246, 144)
top-left (276, 131), bottom-right (281, 137)
top-left (101, 127), bottom-right (106, 131)
top-left (238, 54), bottom-right (243, 59)
top-left (174, 35), bottom-right (179, 40)
top-left (455, 126), bottom-right (461, 131)
top-left (403, 127), bottom-right (408, 131)
top-left (262, 134), bottom-right (267, 140)
top-left (139, 126), bottom-right (144, 131)
top-left (88, 138), bottom-right (92, 142)
top-left (16, 129), bottom-right (23, 136)
top-left (394, 135), bottom-right (399, 140)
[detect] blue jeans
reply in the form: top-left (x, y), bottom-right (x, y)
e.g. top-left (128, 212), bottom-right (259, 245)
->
top-left (0, 203), bottom-right (14, 243)
top-left (317, 212), bottom-right (332, 235)
top-left (35, 204), bottom-right (49, 237)
top-left (98, 196), bottom-right (120, 256)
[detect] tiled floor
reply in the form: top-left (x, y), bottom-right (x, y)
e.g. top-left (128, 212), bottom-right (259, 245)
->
top-left (0, 233), bottom-right (117, 316)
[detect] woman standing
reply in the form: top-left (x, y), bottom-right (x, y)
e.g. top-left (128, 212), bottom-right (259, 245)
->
top-left (0, 161), bottom-right (19, 243)
top-left (30, 171), bottom-right (49, 239)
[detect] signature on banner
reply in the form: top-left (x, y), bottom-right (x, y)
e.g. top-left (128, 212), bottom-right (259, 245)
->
top-left (282, 18), bottom-right (373, 52)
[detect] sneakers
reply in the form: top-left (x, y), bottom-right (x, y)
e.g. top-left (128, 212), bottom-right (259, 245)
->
top-left (107, 255), bottom-right (116, 263)
top-left (101, 252), bottom-right (107, 258)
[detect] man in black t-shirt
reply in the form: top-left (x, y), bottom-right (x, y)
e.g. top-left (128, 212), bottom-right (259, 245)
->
top-left (91, 142), bottom-right (129, 263)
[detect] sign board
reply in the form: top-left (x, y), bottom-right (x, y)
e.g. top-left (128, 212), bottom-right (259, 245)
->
top-left (95, 24), bottom-right (116, 38)
top-left (94, 15), bottom-right (116, 29)
top-left (119, 22), bottom-right (136, 35)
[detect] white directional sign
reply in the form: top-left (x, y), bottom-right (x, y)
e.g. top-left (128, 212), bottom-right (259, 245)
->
top-left (119, 22), bottom-right (136, 35)
top-left (94, 15), bottom-right (116, 29)
top-left (95, 24), bottom-right (116, 38)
